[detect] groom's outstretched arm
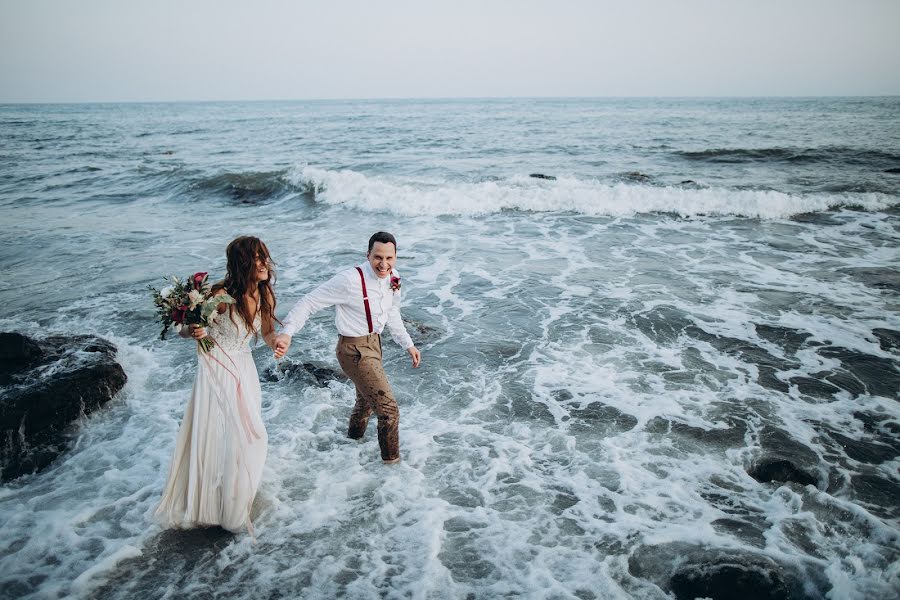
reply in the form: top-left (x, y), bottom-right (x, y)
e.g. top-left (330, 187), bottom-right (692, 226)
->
top-left (275, 271), bottom-right (351, 355)
top-left (386, 287), bottom-right (421, 368)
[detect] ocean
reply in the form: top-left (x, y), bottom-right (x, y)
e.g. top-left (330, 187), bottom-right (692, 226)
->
top-left (0, 97), bottom-right (898, 599)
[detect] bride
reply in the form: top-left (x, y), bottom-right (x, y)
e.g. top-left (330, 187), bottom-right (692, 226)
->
top-left (155, 236), bottom-right (283, 534)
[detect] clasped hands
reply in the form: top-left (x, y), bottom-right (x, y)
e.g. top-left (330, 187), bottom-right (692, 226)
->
top-left (272, 333), bottom-right (420, 368)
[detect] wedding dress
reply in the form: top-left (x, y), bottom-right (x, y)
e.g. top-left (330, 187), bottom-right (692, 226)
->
top-left (155, 309), bottom-right (268, 534)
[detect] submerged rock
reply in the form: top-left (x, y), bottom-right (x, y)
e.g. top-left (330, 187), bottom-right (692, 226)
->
top-left (748, 458), bottom-right (818, 487)
top-left (628, 542), bottom-right (825, 600)
top-left (528, 173), bottom-right (557, 180)
top-left (402, 317), bottom-right (442, 345)
top-left (748, 426), bottom-right (821, 487)
top-left (0, 332), bottom-right (127, 481)
top-left (262, 359), bottom-right (345, 387)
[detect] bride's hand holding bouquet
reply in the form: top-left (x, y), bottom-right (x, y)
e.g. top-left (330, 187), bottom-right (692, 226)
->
top-left (149, 272), bottom-right (234, 353)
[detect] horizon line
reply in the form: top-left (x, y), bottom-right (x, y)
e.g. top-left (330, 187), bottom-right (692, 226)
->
top-left (2, 93), bottom-right (899, 106)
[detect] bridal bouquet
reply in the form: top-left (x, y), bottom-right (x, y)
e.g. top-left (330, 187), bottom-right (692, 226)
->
top-left (149, 272), bottom-right (234, 353)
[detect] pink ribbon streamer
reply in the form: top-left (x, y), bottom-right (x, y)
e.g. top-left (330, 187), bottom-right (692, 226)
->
top-left (201, 340), bottom-right (261, 443)
top-left (199, 339), bottom-right (261, 541)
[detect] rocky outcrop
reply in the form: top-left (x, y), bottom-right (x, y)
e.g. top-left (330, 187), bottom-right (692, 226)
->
top-left (0, 332), bottom-right (127, 481)
top-left (262, 359), bottom-right (345, 387)
top-left (628, 542), bottom-right (826, 600)
top-left (748, 458), bottom-right (818, 487)
top-left (747, 426), bottom-right (822, 488)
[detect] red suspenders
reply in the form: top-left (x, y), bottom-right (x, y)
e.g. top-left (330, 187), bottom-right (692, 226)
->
top-left (355, 267), bottom-right (374, 334)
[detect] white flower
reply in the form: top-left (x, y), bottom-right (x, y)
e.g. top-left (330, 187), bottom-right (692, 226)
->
top-left (188, 289), bottom-right (204, 309)
top-left (160, 285), bottom-right (174, 298)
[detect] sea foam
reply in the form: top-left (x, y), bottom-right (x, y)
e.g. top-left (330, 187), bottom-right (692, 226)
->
top-left (291, 166), bottom-right (896, 219)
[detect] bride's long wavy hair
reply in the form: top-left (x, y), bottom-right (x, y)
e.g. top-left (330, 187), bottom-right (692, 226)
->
top-left (215, 236), bottom-right (278, 331)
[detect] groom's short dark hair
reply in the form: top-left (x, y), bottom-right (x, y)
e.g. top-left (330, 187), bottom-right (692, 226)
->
top-left (368, 231), bottom-right (397, 253)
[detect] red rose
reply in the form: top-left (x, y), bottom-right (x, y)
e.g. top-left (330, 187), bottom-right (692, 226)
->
top-left (171, 305), bottom-right (187, 323)
top-left (192, 272), bottom-right (208, 290)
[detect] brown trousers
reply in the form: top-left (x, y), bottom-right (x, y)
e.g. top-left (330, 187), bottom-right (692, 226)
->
top-left (335, 333), bottom-right (400, 461)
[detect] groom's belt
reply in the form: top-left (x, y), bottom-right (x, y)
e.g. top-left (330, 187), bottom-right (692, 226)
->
top-left (338, 332), bottom-right (381, 344)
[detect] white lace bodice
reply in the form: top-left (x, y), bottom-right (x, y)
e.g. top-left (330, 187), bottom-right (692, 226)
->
top-left (207, 310), bottom-right (261, 354)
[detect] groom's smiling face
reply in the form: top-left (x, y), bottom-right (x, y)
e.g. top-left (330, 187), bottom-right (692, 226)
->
top-left (367, 241), bottom-right (396, 279)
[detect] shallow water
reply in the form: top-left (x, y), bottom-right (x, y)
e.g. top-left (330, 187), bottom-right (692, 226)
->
top-left (1, 98), bottom-right (898, 599)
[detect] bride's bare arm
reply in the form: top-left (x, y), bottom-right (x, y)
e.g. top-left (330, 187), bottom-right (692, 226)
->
top-left (261, 289), bottom-right (284, 356)
top-left (260, 288), bottom-right (274, 345)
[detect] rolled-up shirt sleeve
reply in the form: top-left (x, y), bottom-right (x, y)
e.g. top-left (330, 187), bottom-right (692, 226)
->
top-left (281, 271), bottom-right (351, 337)
top-left (386, 288), bottom-right (414, 350)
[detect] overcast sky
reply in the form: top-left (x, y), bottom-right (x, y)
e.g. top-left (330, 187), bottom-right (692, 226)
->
top-left (1, 0), bottom-right (899, 102)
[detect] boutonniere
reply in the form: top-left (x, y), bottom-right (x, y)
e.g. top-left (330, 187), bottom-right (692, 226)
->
top-left (390, 274), bottom-right (401, 292)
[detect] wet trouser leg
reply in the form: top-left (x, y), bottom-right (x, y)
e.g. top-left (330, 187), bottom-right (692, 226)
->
top-left (336, 333), bottom-right (400, 461)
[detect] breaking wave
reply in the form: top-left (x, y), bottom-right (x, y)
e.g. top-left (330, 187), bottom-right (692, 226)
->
top-left (290, 166), bottom-right (897, 219)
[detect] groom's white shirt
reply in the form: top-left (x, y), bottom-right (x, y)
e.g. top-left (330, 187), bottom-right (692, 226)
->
top-left (281, 261), bottom-right (414, 349)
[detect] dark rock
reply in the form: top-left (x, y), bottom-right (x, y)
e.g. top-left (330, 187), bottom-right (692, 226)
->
top-left (1, 333), bottom-right (127, 481)
top-left (0, 332), bottom-right (45, 383)
top-left (628, 543), bottom-right (824, 600)
top-left (748, 426), bottom-right (821, 487)
top-left (748, 458), bottom-right (818, 487)
top-left (529, 173), bottom-right (557, 181)
top-left (261, 359), bottom-right (345, 387)
top-left (670, 562), bottom-right (790, 600)
top-left (402, 317), bottom-right (441, 344)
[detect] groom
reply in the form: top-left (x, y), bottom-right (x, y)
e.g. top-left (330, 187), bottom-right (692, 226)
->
top-left (274, 232), bottom-right (421, 464)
